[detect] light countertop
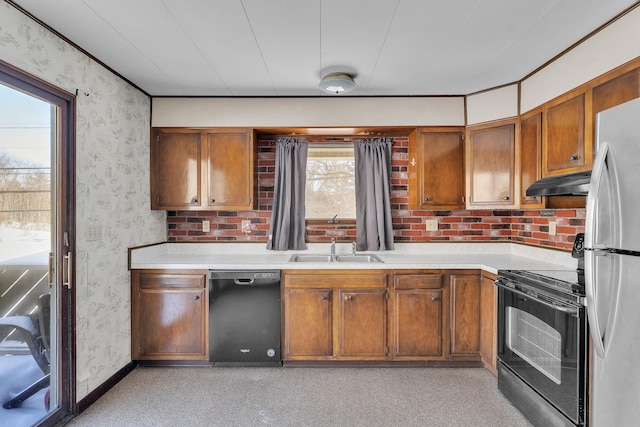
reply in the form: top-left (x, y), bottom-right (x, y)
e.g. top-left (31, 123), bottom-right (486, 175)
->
top-left (129, 242), bottom-right (577, 274)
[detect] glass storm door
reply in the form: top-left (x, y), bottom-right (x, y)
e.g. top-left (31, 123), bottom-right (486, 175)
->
top-left (0, 64), bottom-right (74, 427)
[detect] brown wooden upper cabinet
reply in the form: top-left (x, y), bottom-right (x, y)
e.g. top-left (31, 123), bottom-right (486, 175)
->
top-left (204, 130), bottom-right (256, 209)
top-left (466, 119), bottom-right (517, 208)
top-left (543, 92), bottom-right (588, 176)
top-left (151, 129), bottom-right (202, 209)
top-left (592, 68), bottom-right (640, 124)
top-left (519, 110), bottom-right (544, 208)
top-left (409, 128), bottom-right (465, 209)
top-left (151, 128), bottom-right (256, 210)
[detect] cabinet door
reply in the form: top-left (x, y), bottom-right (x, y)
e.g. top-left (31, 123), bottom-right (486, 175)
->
top-left (414, 131), bottom-right (464, 209)
top-left (151, 130), bottom-right (202, 210)
top-left (467, 122), bottom-right (516, 207)
top-left (520, 111), bottom-right (544, 208)
top-left (284, 288), bottom-right (332, 358)
top-left (132, 270), bottom-right (208, 360)
top-left (450, 274), bottom-right (481, 357)
top-left (544, 93), bottom-right (586, 175)
top-left (592, 68), bottom-right (640, 117)
top-left (137, 288), bottom-right (206, 358)
top-left (479, 275), bottom-right (498, 375)
top-left (394, 288), bottom-right (443, 358)
top-left (205, 131), bottom-right (255, 209)
top-left (338, 289), bottom-right (387, 358)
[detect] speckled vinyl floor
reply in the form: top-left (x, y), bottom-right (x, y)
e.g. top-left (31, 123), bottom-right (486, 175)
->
top-left (68, 367), bottom-right (532, 427)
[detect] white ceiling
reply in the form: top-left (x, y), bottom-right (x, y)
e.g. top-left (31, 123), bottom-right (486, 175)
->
top-left (10, 0), bottom-right (640, 97)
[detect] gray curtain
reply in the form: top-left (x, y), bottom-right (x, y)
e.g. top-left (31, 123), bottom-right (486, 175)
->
top-left (354, 138), bottom-right (395, 251)
top-left (267, 137), bottom-right (308, 250)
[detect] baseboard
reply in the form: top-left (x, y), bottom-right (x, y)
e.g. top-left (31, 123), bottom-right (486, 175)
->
top-left (75, 361), bottom-right (137, 414)
top-left (283, 360), bottom-right (484, 368)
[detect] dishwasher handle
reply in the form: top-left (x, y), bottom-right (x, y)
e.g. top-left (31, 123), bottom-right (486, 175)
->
top-left (234, 278), bottom-right (255, 285)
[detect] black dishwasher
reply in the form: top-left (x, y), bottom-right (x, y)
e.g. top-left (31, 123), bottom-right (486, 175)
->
top-left (209, 270), bottom-right (281, 366)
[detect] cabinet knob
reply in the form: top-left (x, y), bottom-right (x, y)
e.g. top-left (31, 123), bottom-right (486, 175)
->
top-left (570, 155), bottom-right (578, 161)
top-left (431, 296), bottom-right (440, 302)
top-left (321, 296), bottom-right (328, 301)
top-left (193, 295), bottom-right (200, 300)
top-left (210, 198), bottom-right (216, 203)
top-left (344, 295), bottom-right (352, 301)
top-left (503, 196), bottom-right (510, 201)
top-left (423, 197), bottom-right (431, 203)
top-left (191, 197), bottom-right (198, 204)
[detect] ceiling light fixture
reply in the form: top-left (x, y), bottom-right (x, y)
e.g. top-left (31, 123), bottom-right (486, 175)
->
top-left (319, 72), bottom-right (356, 94)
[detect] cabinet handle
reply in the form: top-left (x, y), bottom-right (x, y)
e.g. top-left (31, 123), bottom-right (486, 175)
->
top-left (570, 155), bottom-right (578, 161)
top-left (344, 295), bottom-right (352, 301)
top-left (321, 296), bottom-right (328, 301)
top-left (193, 295), bottom-right (200, 300)
top-left (503, 196), bottom-right (510, 201)
top-left (191, 197), bottom-right (198, 204)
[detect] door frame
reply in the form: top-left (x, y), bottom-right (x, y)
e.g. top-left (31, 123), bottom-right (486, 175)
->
top-left (0, 59), bottom-right (76, 425)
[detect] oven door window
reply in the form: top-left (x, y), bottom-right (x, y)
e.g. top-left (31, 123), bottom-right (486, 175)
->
top-left (506, 306), bottom-right (562, 384)
top-left (498, 288), bottom-right (586, 424)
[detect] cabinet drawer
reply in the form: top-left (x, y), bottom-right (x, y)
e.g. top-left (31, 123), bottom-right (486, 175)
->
top-left (394, 274), bottom-right (442, 289)
top-left (284, 271), bottom-right (387, 288)
top-left (136, 271), bottom-right (206, 289)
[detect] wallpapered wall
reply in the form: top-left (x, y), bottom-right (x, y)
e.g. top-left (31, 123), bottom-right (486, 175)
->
top-left (169, 135), bottom-right (584, 251)
top-left (0, 4), bottom-right (166, 400)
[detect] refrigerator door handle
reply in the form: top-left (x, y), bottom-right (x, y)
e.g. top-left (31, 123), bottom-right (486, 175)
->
top-left (584, 142), bottom-right (610, 358)
top-left (584, 142), bottom-right (609, 250)
top-left (585, 250), bottom-right (607, 357)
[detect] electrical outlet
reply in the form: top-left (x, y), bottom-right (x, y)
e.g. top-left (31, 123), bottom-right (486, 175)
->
top-left (426, 219), bottom-right (438, 231)
top-left (86, 224), bottom-right (103, 241)
top-left (242, 220), bottom-right (251, 233)
top-left (202, 220), bottom-right (210, 232)
top-left (549, 220), bottom-right (557, 236)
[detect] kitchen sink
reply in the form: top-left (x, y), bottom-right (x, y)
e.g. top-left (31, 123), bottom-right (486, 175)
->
top-left (287, 254), bottom-right (334, 262)
top-left (334, 254), bottom-right (383, 263)
top-left (287, 254), bottom-right (383, 263)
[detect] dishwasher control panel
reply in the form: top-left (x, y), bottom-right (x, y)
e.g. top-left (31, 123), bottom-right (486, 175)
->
top-left (209, 270), bottom-right (280, 281)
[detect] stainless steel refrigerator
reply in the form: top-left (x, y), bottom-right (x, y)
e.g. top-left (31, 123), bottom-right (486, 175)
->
top-left (585, 96), bottom-right (640, 426)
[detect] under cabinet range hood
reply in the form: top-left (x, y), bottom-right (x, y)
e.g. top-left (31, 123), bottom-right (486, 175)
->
top-left (526, 170), bottom-right (592, 197)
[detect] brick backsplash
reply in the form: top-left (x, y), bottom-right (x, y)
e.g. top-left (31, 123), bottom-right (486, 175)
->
top-left (167, 135), bottom-right (584, 251)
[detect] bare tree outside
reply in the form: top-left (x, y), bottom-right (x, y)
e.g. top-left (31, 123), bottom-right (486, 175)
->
top-left (0, 84), bottom-right (52, 262)
top-left (0, 153), bottom-right (51, 231)
top-left (305, 145), bottom-right (355, 219)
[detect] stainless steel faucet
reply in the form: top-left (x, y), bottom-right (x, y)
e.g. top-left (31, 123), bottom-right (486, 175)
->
top-left (331, 237), bottom-right (336, 255)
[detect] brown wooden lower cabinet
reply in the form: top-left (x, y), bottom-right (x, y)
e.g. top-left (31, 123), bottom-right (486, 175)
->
top-left (449, 273), bottom-right (481, 359)
top-left (130, 268), bottom-right (494, 366)
top-left (131, 269), bottom-right (208, 360)
top-left (283, 269), bottom-right (485, 365)
top-left (479, 272), bottom-right (498, 375)
top-left (283, 288), bottom-right (333, 357)
top-left (392, 273), bottom-right (447, 359)
top-left (282, 270), bottom-right (388, 361)
top-left (338, 288), bottom-right (388, 358)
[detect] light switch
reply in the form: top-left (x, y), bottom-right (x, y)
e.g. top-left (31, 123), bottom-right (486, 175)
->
top-left (548, 220), bottom-right (557, 236)
top-left (202, 220), bottom-right (210, 232)
top-left (86, 224), bottom-right (103, 241)
top-left (426, 219), bottom-right (438, 231)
